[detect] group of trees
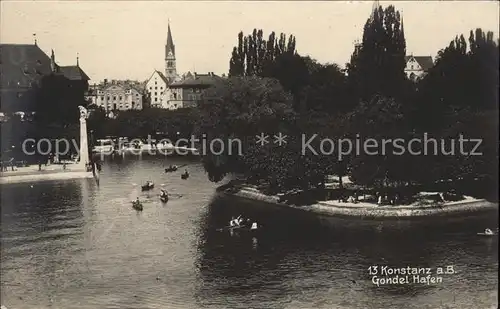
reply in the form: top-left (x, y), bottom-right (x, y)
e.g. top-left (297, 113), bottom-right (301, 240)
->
top-left (197, 4), bottom-right (498, 197)
top-left (86, 105), bottom-right (198, 141)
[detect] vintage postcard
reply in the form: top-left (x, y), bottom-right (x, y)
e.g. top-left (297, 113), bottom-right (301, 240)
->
top-left (1, 1), bottom-right (498, 308)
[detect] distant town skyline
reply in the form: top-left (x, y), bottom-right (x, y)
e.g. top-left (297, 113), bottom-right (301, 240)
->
top-left (1, 1), bottom-right (498, 83)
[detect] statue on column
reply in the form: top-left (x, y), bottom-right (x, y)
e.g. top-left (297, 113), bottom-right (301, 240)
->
top-left (78, 105), bottom-right (89, 120)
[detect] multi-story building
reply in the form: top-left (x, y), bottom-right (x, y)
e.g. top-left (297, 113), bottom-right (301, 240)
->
top-left (167, 72), bottom-right (222, 109)
top-left (145, 70), bottom-right (169, 108)
top-left (404, 55), bottom-right (434, 81)
top-left (0, 41), bottom-right (89, 113)
top-left (86, 80), bottom-right (143, 111)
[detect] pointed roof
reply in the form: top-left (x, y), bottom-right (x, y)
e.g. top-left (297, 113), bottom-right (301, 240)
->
top-left (166, 22), bottom-right (175, 57)
top-left (405, 56), bottom-right (434, 71)
top-left (147, 70), bottom-right (170, 84)
top-left (0, 44), bottom-right (52, 87)
top-left (169, 72), bottom-right (223, 88)
top-left (58, 65), bottom-right (90, 81)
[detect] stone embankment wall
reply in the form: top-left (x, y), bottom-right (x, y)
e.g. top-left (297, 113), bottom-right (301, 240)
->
top-left (221, 186), bottom-right (497, 219)
top-left (0, 171), bottom-right (94, 184)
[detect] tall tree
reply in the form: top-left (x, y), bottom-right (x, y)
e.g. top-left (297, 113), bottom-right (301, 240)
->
top-left (347, 5), bottom-right (407, 102)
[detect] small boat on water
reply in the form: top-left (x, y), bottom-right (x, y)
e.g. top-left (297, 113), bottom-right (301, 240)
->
top-left (165, 165), bottom-right (178, 173)
top-left (477, 228), bottom-right (498, 237)
top-left (477, 232), bottom-right (497, 237)
top-left (141, 181), bottom-right (154, 191)
top-left (160, 190), bottom-right (169, 203)
top-left (132, 201), bottom-right (143, 211)
top-left (217, 221), bottom-right (260, 233)
top-left (181, 171), bottom-right (189, 180)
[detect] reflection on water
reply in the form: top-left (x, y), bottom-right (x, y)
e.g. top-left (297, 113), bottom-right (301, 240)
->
top-left (1, 156), bottom-right (498, 309)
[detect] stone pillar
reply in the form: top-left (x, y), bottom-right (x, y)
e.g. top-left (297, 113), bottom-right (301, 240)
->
top-left (78, 106), bottom-right (90, 171)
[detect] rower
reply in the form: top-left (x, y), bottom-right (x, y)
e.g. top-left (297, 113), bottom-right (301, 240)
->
top-left (229, 217), bottom-right (236, 227)
top-left (135, 197), bottom-right (140, 204)
top-left (485, 228), bottom-right (493, 235)
top-left (250, 222), bottom-right (258, 230)
top-left (236, 215), bottom-right (243, 226)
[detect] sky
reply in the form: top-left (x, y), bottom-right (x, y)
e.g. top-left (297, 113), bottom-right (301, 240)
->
top-left (1, 1), bottom-right (498, 83)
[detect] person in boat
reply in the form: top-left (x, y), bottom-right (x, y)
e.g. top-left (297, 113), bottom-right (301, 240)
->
top-left (160, 189), bottom-right (168, 198)
top-left (485, 228), bottom-right (493, 235)
top-left (229, 217), bottom-right (236, 227)
top-left (235, 215), bottom-right (244, 226)
top-left (135, 197), bottom-right (140, 205)
top-left (250, 222), bottom-right (258, 230)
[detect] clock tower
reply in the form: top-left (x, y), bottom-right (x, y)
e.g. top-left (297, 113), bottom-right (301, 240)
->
top-left (165, 21), bottom-right (176, 82)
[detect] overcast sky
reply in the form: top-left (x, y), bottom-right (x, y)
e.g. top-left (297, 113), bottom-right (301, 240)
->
top-left (1, 1), bottom-right (498, 83)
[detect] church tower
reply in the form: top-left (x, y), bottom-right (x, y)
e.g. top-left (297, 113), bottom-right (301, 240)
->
top-left (165, 21), bottom-right (177, 82)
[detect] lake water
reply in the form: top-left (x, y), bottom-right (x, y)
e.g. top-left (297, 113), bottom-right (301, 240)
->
top-left (1, 156), bottom-right (498, 309)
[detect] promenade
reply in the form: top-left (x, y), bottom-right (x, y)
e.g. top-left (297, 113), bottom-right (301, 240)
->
top-left (0, 164), bottom-right (94, 184)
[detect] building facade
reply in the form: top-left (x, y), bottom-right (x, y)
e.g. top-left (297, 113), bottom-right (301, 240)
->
top-left (167, 72), bottom-right (221, 110)
top-left (86, 81), bottom-right (143, 111)
top-left (145, 70), bottom-right (169, 108)
top-left (405, 55), bottom-right (433, 81)
top-left (0, 42), bottom-right (89, 113)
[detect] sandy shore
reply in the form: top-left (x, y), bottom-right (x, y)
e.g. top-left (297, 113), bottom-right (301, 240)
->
top-left (0, 164), bottom-right (94, 184)
top-left (220, 186), bottom-right (497, 219)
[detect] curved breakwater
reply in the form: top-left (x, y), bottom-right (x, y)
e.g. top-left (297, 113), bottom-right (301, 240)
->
top-left (221, 186), bottom-right (498, 219)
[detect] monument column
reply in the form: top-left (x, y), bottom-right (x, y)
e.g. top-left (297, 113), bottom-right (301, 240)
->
top-left (78, 106), bottom-right (90, 171)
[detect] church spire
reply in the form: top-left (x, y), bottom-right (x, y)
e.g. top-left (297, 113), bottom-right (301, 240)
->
top-left (165, 20), bottom-right (177, 82)
top-left (166, 21), bottom-right (175, 57)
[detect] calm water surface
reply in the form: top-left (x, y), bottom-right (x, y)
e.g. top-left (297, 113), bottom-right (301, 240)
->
top-left (1, 156), bottom-right (498, 309)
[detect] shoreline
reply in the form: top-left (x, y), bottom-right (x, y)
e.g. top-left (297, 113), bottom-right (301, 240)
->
top-left (0, 165), bottom-right (94, 184)
top-left (219, 186), bottom-right (498, 219)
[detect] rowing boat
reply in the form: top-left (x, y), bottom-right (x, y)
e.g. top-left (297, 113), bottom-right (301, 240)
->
top-left (132, 201), bottom-right (143, 211)
top-left (217, 225), bottom-right (247, 232)
top-left (477, 232), bottom-right (497, 237)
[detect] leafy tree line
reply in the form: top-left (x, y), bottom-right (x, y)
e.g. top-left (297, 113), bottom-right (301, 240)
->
top-left (197, 4), bottom-right (498, 198)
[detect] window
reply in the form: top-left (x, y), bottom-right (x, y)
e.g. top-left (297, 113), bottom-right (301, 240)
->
top-left (155, 98), bottom-right (157, 102)
top-left (155, 81), bottom-right (157, 85)
top-left (107, 96), bottom-right (110, 101)
top-left (101, 96), bottom-right (104, 101)
top-left (160, 92), bottom-right (163, 95)
top-left (149, 87), bottom-right (152, 90)
top-left (160, 87), bottom-right (163, 90)
top-left (113, 96), bottom-right (117, 101)
top-left (155, 92), bottom-right (157, 96)
top-left (155, 87), bottom-right (157, 90)
top-left (119, 96), bottom-right (123, 101)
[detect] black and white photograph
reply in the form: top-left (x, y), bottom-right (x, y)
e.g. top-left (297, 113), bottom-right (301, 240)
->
top-left (0, 1), bottom-right (498, 308)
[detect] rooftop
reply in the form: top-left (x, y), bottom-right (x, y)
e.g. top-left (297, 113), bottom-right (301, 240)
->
top-left (405, 55), bottom-right (434, 71)
top-left (169, 72), bottom-right (222, 88)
